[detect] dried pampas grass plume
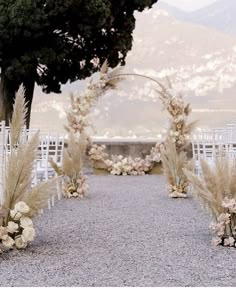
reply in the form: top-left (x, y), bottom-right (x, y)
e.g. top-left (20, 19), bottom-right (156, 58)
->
top-left (50, 132), bottom-right (89, 199)
top-left (4, 132), bottom-right (39, 213)
top-left (9, 85), bottom-right (28, 149)
top-left (183, 155), bottom-right (236, 247)
top-left (62, 132), bottom-right (87, 179)
top-left (2, 87), bottom-right (57, 226)
top-left (161, 138), bottom-right (193, 198)
top-left (22, 178), bottom-right (58, 218)
top-left (183, 156), bottom-right (236, 218)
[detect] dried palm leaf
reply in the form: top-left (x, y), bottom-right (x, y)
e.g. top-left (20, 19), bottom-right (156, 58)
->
top-left (4, 131), bottom-right (39, 213)
top-left (100, 59), bottom-right (109, 74)
top-left (184, 120), bottom-right (198, 133)
top-left (166, 76), bottom-right (173, 89)
top-left (183, 168), bottom-right (221, 217)
top-left (2, 87), bottom-right (57, 226)
top-left (62, 132), bottom-right (88, 179)
top-left (22, 178), bottom-right (58, 218)
top-left (184, 103), bottom-right (191, 116)
top-left (161, 138), bottom-right (192, 197)
top-left (184, 155), bottom-right (236, 218)
top-left (62, 148), bottom-right (74, 179)
top-left (9, 85), bottom-right (28, 149)
top-left (49, 158), bottom-right (63, 176)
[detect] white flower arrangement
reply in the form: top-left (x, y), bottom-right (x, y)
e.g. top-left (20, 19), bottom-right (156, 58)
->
top-left (63, 173), bottom-right (89, 199)
top-left (155, 79), bottom-right (196, 198)
top-left (88, 144), bottom-right (109, 170)
top-left (0, 87), bottom-right (57, 253)
top-left (88, 143), bottom-right (162, 175)
top-left (51, 61), bottom-right (122, 198)
top-left (66, 60), bottom-right (121, 135)
top-left (184, 156), bottom-right (236, 247)
top-left (107, 155), bottom-right (152, 176)
top-left (157, 83), bottom-right (195, 153)
top-left (161, 138), bottom-right (194, 198)
top-left (50, 133), bottom-right (89, 199)
top-left (0, 201), bottom-right (35, 250)
top-left (209, 198), bottom-right (236, 247)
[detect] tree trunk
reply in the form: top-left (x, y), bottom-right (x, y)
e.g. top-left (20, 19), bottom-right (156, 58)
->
top-left (0, 71), bottom-right (18, 126)
top-left (0, 69), bottom-right (36, 128)
top-left (23, 76), bottom-right (35, 128)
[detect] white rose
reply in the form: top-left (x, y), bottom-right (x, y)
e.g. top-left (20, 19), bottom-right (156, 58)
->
top-left (22, 227), bottom-right (35, 242)
top-left (15, 236), bottom-right (27, 249)
top-left (7, 221), bottom-right (19, 233)
top-left (10, 209), bottom-right (22, 221)
top-left (15, 201), bottom-right (30, 214)
top-left (105, 160), bottom-right (113, 167)
top-left (2, 235), bottom-right (15, 249)
top-left (20, 216), bottom-right (33, 229)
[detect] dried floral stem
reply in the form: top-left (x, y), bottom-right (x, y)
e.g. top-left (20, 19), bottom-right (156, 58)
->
top-left (184, 156), bottom-right (236, 247)
top-left (0, 87), bottom-right (57, 251)
top-left (152, 78), bottom-right (197, 198)
top-left (51, 61), bottom-right (123, 198)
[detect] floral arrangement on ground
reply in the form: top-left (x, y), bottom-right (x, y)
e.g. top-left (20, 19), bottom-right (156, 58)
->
top-left (50, 61), bottom-right (122, 196)
top-left (184, 156), bottom-right (236, 247)
top-left (88, 143), bottom-right (164, 176)
top-left (0, 87), bottom-right (56, 252)
top-left (155, 78), bottom-right (196, 198)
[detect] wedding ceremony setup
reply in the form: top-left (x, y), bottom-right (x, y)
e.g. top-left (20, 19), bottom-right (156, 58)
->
top-left (1, 0), bottom-right (236, 287)
top-left (0, 62), bottom-right (236, 286)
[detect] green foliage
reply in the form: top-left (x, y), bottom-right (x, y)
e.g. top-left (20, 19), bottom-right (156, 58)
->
top-left (0, 0), bottom-right (158, 94)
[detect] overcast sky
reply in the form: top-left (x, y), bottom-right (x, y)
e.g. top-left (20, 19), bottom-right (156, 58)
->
top-left (161, 0), bottom-right (217, 11)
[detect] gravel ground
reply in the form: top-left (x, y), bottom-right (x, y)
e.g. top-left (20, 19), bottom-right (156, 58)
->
top-left (1, 175), bottom-right (236, 287)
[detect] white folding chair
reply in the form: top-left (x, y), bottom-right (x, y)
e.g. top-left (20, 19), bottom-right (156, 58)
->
top-left (0, 121), bottom-right (9, 204)
top-left (36, 133), bottom-right (65, 207)
top-left (47, 133), bottom-right (65, 201)
top-left (192, 129), bottom-right (217, 175)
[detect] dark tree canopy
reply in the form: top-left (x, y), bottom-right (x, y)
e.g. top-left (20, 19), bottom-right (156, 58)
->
top-left (0, 0), bottom-right (158, 125)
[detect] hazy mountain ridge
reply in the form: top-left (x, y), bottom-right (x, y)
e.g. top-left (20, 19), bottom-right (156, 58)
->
top-left (159, 0), bottom-right (236, 36)
top-left (31, 4), bottom-right (236, 137)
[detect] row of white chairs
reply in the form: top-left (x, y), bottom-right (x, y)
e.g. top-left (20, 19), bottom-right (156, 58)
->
top-left (191, 123), bottom-right (236, 174)
top-left (0, 121), bottom-right (65, 209)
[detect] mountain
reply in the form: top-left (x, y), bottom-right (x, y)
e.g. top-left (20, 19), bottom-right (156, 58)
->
top-left (159, 0), bottom-right (236, 36)
top-left (30, 4), bottom-right (236, 138)
top-left (189, 0), bottom-right (236, 36)
top-left (157, 1), bottom-right (188, 19)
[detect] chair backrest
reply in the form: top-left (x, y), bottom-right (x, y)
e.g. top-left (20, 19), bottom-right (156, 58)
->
top-left (47, 133), bottom-right (65, 166)
top-left (0, 124), bottom-right (64, 209)
top-left (32, 133), bottom-right (65, 184)
top-left (192, 124), bottom-right (236, 176)
top-left (0, 121), bottom-right (8, 204)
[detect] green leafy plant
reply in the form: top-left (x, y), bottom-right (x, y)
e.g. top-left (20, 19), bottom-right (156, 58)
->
top-left (0, 0), bottom-right (158, 126)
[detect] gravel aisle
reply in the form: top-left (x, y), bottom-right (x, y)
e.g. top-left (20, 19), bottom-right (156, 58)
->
top-left (1, 175), bottom-right (236, 287)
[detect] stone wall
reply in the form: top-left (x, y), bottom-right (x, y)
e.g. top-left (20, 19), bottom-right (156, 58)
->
top-left (93, 139), bottom-right (192, 159)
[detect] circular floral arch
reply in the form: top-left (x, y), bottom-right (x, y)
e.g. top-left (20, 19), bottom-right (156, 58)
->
top-left (60, 61), bottom-right (195, 200)
top-left (65, 62), bottom-right (194, 175)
